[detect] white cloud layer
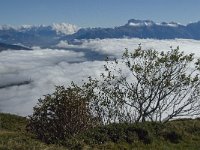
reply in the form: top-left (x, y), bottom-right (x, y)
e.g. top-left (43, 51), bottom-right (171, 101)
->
top-left (1, 38), bottom-right (200, 116)
top-left (100, 38), bottom-right (200, 56)
top-left (58, 38), bottom-right (200, 58)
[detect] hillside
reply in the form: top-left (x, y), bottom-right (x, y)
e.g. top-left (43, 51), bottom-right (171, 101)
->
top-left (0, 113), bottom-right (66, 150)
top-left (1, 113), bottom-right (200, 149)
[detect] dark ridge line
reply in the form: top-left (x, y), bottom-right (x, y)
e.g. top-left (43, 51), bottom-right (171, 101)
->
top-left (0, 80), bottom-right (32, 89)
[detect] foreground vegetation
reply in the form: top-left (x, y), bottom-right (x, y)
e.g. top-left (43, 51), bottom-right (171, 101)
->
top-left (1, 113), bottom-right (200, 149)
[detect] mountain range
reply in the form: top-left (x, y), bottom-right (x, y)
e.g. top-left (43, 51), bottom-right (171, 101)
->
top-left (0, 23), bottom-right (78, 47)
top-left (64, 19), bottom-right (200, 41)
top-left (1, 19), bottom-right (200, 48)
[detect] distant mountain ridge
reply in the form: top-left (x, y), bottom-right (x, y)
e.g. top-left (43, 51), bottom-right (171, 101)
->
top-left (63, 19), bottom-right (199, 41)
top-left (0, 42), bottom-right (31, 51)
top-left (1, 19), bottom-right (200, 47)
top-left (0, 23), bottom-right (78, 47)
top-left (0, 23), bottom-right (78, 35)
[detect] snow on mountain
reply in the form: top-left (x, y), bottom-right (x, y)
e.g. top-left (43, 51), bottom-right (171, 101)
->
top-left (52, 23), bottom-right (79, 35)
top-left (0, 25), bottom-right (14, 30)
top-left (127, 19), bottom-right (181, 27)
top-left (157, 22), bottom-right (181, 27)
top-left (0, 23), bottom-right (79, 35)
top-left (0, 24), bottom-right (36, 31)
top-left (0, 23), bottom-right (80, 47)
top-left (127, 19), bottom-right (155, 27)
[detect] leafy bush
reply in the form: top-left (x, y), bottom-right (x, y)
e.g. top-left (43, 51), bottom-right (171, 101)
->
top-left (27, 85), bottom-right (98, 144)
top-left (162, 131), bottom-right (182, 144)
top-left (133, 128), bottom-right (152, 144)
top-left (63, 138), bottom-right (84, 150)
top-left (79, 123), bottom-right (152, 145)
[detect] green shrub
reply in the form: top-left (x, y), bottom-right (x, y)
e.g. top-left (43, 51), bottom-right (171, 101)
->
top-left (163, 131), bottom-right (182, 144)
top-left (63, 138), bottom-right (84, 150)
top-left (27, 85), bottom-right (98, 144)
top-left (79, 123), bottom-right (152, 145)
top-left (133, 128), bottom-right (152, 144)
top-left (82, 126), bottom-right (110, 144)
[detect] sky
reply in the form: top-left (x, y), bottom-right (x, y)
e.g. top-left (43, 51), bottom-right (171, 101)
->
top-left (0, 0), bottom-right (200, 27)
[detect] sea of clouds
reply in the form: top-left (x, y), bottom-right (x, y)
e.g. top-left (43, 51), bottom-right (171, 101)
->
top-left (1, 38), bottom-right (200, 116)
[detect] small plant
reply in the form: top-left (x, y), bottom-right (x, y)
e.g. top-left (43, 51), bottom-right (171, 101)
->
top-left (163, 131), bottom-right (182, 144)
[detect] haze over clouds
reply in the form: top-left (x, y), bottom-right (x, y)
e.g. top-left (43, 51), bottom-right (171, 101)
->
top-left (1, 38), bottom-right (200, 116)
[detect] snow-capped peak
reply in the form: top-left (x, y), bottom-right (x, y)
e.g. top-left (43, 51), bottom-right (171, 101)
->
top-left (0, 25), bottom-right (15, 30)
top-left (126, 19), bottom-right (182, 28)
top-left (157, 22), bottom-right (180, 27)
top-left (0, 23), bottom-right (79, 35)
top-left (127, 19), bottom-right (155, 27)
top-left (52, 23), bottom-right (79, 35)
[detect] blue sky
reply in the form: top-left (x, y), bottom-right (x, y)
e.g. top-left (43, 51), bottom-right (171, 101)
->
top-left (0, 0), bottom-right (200, 27)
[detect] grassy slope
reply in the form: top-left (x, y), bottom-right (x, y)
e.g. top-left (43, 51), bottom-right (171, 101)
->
top-left (75, 119), bottom-right (200, 150)
top-left (0, 113), bottom-right (66, 150)
top-left (1, 113), bottom-right (200, 150)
